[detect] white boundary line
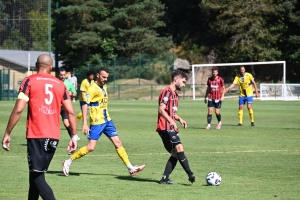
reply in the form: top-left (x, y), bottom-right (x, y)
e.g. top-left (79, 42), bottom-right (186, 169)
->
top-left (1, 149), bottom-right (296, 158)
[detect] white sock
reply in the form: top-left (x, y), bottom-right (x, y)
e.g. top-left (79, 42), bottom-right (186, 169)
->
top-left (126, 164), bottom-right (134, 170)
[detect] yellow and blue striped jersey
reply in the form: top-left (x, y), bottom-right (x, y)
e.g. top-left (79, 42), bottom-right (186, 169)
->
top-left (85, 82), bottom-right (111, 125)
top-left (79, 79), bottom-right (94, 101)
top-left (233, 72), bottom-right (255, 97)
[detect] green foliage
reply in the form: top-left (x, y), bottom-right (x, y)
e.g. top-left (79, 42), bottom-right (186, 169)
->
top-left (155, 70), bottom-right (172, 84)
top-left (28, 10), bottom-right (48, 51)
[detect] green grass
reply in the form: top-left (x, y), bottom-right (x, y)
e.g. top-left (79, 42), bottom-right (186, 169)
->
top-left (0, 99), bottom-right (300, 200)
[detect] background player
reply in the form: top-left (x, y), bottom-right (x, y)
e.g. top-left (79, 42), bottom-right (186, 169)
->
top-left (156, 70), bottom-right (195, 184)
top-left (68, 72), bottom-right (77, 102)
top-left (2, 54), bottom-right (78, 200)
top-left (225, 66), bottom-right (259, 126)
top-left (62, 67), bottom-right (145, 177)
top-left (58, 68), bottom-right (80, 140)
top-left (76, 70), bottom-right (95, 122)
top-left (204, 67), bottom-right (225, 130)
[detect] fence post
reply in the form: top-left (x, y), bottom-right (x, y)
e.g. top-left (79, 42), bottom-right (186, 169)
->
top-left (165, 50), bottom-right (168, 73)
top-left (8, 68), bottom-right (10, 101)
top-left (114, 56), bottom-right (116, 92)
top-left (0, 70), bottom-right (2, 100)
top-left (139, 54), bottom-right (141, 86)
top-left (151, 85), bottom-right (153, 100)
top-left (118, 85), bottom-right (120, 100)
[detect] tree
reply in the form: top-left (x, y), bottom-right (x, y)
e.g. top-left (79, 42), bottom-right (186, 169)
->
top-left (110, 0), bottom-right (173, 57)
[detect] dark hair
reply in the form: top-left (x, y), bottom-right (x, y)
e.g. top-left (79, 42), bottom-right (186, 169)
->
top-left (59, 68), bottom-right (66, 73)
top-left (98, 67), bottom-right (109, 74)
top-left (172, 70), bottom-right (188, 81)
top-left (212, 67), bottom-right (218, 72)
top-left (86, 70), bottom-right (95, 76)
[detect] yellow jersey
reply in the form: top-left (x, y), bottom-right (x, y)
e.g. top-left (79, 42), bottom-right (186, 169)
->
top-left (79, 79), bottom-right (94, 101)
top-left (233, 72), bottom-right (255, 97)
top-left (85, 82), bottom-right (111, 125)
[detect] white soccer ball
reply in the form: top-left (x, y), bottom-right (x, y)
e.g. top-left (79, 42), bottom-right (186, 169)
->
top-left (206, 172), bottom-right (222, 186)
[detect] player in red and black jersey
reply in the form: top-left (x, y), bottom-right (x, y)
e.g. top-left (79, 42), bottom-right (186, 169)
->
top-left (2, 54), bottom-right (78, 200)
top-left (204, 67), bottom-right (225, 130)
top-left (156, 70), bottom-right (195, 184)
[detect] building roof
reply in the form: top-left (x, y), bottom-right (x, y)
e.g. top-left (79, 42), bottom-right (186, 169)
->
top-left (0, 50), bottom-right (63, 68)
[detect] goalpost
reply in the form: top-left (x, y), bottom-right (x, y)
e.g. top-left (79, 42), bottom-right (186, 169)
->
top-left (191, 61), bottom-right (289, 100)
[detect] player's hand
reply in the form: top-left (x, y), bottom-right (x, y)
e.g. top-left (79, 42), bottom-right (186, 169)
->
top-left (82, 124), bottom-right (90, 135)
top-left (179, 119), bottom-right (187, 129)
top-left (204, 98), bottom-right (207, 104)
top-left (2, 134), bottom-right (10, 151)
top-left (67, 139), bottom-right (77, 155)
top-left (170, 120), bottom-right (177, 131)
top-left (220, 96), bottom-right (224, 101)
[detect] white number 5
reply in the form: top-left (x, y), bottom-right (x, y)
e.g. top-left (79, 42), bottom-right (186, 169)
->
top-left (45, 84), bottom-right (53, 105)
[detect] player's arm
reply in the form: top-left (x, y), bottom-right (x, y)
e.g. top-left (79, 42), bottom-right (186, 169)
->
top-left (158, 103), bottom-right (178, 130)
top-left (225, 83), bottom-right (235, 93)
top-left (62, 98), bottom-right (78, 154)
top-left (70, 84), bottom-right (77, 96)
top-left (220, 85), bottom-right (226, 101)
top-left (252, 80), bottom-right (259, 98)
top-left (174, 114), bottom-right (187, 129)
top-left (2, 94), bottom-right (28, 151)
top-left (204, 85), bottom-right (210, 104)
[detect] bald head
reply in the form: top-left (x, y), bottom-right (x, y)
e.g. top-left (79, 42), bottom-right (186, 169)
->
top-left (36, 54), bottom-right (53, 73)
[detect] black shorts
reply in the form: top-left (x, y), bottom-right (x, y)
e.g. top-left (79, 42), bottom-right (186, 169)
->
top-left (207, 99), bottom-right (222, 109)
top-left (158, 130), bottom-right (181, 153)
top-left (60, 106), bottom-right (68, 120)
top-left (27, 138), bottom-right (59, 172)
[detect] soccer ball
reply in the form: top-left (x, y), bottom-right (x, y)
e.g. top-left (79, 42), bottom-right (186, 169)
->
top-left (206, 172), bottom-right (222, 186)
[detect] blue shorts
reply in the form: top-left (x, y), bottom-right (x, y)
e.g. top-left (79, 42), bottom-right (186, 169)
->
top-left (239, 96), bottom-right (253, 105)
top-left (88, 120), bottom-right (118, 140)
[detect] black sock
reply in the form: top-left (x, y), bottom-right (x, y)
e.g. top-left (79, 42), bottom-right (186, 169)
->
top-left (66, 126), bottom-right (72, 138)
top-left (162, 156), bottom-right (177, 180)
top-left (207, 114), bottom-right (212, 124)
top-left (177, 152), bottom-right (193, 176)
top-left (28, 172), bottom-right (56, 200)
top-left (216, 114), bottom-right (221, 123)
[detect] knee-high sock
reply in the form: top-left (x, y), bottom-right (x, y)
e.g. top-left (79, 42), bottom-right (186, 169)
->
top-left (66, 126), bottom-right (72, 138)
top-left (216, 114), bottom-right (221, 123)
top-left (238, 110), bottom-right (243, 124)
top-left (177, 152), bottom-right (193, 176)
top-left (77, 112), bottom-right (83, 122)
top-left (162, 156), bottom-right (177, 179)
top-left (116, 147), bottom-right (131, 167)
top-left (207, 114), bottom-right (212, 124)
top-left (71, 146), bottom-right (89, 161)
top-left (249, 108), bottom-right (254, 122)
top-left (28, 172), bottom-right (55, 200)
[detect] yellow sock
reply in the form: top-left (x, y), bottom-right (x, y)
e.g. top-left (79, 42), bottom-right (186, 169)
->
top-left (238, 110), bottom-right (243, 124)
top-left (249, 108), bottom-right (254, 122)
top-left (76, 112), bottom-right (83, 122)
top-left (116, 146), bottom-right (131, 166)
top-left (71, 146), bottom-right (88, 161)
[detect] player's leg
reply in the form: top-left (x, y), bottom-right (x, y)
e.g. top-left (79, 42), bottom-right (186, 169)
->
top-left (215, 101), bottom-right (222, 129)
top-left (158, 131), bottom-right (177, 184)
top-left (29, 172), bottom-right (55, 200)
top-left (62, 124), bottom-right (103, 176)
top-left (174, 137), bottom-right (195, 183)
top-left (27, 139), bottom-right (57, 200)
top-left (106, 121), bottom-right (145, 176)
top-left (206, 99), bottom-right (214, 130)
top-left (246, 96), bottom-right (255, 126)
top-left (238, 97), bottom-right (245, 125)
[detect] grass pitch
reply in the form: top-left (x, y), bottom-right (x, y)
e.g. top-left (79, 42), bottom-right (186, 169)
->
top-left (0, 99), bottom-right (299, 200)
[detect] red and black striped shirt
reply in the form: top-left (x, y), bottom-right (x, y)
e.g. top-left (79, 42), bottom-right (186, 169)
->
top-left (207, 76), bottom-right (225, 100)
top-left (156, 86), bottom-right (179, 132)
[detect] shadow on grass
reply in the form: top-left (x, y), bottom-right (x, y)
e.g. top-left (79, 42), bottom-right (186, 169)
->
top-left (48, 170), bottom-right (101, 177)
top-left (115, 175), bottom-right (158, 183)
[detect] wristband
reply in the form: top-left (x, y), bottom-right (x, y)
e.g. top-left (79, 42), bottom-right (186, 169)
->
top-left (71, 134), bottom-right (79, 141)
